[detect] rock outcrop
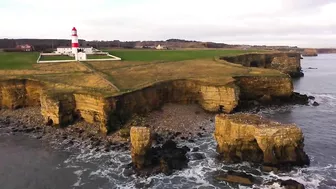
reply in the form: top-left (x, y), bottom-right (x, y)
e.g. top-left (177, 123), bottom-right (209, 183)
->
top-left (234, 76), bottom-right (293, 100)
top-left (1, 77), bottom-right (297, 134)
top-left (302, 49), bottom-right (318, 57)
top-left (130, 126), bottom-right (189, 175)
top-left (221, 53), bottom-right (304, 78)
top-left (130, 126), bottom-right (152, 169)
top-left (0, 79), bottom-right (42, 109)
top-left (214, 114), bottom-right (309, 168)
top-left (40, 92), bottom-right (76, 126)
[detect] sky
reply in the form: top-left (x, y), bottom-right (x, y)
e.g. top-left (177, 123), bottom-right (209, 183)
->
top-left (0, 0), bottom-right (335, 48)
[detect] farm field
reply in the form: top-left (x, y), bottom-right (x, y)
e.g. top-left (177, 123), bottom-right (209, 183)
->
top-left (0, 52), bottom-right (39, 69)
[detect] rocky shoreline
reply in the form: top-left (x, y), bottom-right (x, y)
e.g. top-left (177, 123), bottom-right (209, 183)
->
top-left (0, 93), bottom-right (316, 188)
top-left (0, 104), bottom-right (216, 153)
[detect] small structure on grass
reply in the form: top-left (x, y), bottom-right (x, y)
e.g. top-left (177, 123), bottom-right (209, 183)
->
top-left (37, 27), bottom-right (121, 63)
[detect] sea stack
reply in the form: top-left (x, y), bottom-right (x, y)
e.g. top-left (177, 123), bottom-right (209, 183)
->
top-left (214, 114), bottom-right (309, 169)
top-left (130, 126), bottom-right (152, 169)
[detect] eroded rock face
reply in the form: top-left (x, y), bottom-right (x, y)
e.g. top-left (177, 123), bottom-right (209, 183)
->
top-left (302, 49), bottom-right (318, 57)
top-left (130, 126), bottom-right (152, 169)
top-left (214, 114), bottom-right (309, 168)
top-left (130, 127), bottom-right (189, 175)
top-left (221, 53), bottom-right (303, 78)
top-left (40, 93), bottom-right (76, 126)
top-left (1, 78), bottom-right (295, 134)
top-left (0, 79), bottom-right (42, 109)
top-left (234, 76), bottom-right (293, 100)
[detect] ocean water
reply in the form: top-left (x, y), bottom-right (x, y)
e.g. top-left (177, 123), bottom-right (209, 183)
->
top-left (1, 54), bottom-right (336, 189)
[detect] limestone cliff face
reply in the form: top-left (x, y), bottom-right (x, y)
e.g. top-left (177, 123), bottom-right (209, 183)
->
top-left (40, 93), bottom-right (76, 126)
top-left (221, 53), bottom-right (303, 77)
top-left (73, 94), bottom-right (110, 133)
top-left (0, 79), bottom-right (42, 109)
top-left (234, 76), bottom-right (293, 100)
top-left (40, 93), bottom-right (109, 131)
top-left (1, 78), bottom-right (295, 134)
top-left (107, 80), bottom-right (240, 131)
top-left (214, 114), bottom-right (309, 167)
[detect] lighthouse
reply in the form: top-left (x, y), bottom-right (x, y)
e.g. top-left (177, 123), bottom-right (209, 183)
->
top-left (71, 27), bottom-right (79, 55)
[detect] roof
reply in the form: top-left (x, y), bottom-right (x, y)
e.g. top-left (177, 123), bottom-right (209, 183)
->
top-left (72, 27), bottom-right (77, 31)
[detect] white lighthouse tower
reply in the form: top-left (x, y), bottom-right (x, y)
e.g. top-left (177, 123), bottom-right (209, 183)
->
top-left (71, 27), bottom-right (79, 56)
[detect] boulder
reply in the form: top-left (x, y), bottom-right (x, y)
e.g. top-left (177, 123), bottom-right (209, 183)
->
top-left (267, 179), bottom-right (305, 189)
top-left (215, 170), bottom-right (257, 186)
top-left (214, 114), bottom-right (309, 168)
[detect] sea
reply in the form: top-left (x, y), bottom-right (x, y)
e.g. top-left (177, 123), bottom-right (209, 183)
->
top-left (0, 54), bottom-right (336, 189)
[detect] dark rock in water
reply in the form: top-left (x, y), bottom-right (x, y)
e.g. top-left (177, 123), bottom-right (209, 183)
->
top-left (290, 92), bottom-right (310, 105)
top-left (67, 140), bottom-right (74, 145)
top-left (36, 136), bottom-right (43, 139)
top-left (188, 139), bottom-right (195, 143)
top-left (182, 146), bottom-right (190, 152)
top-left (267, 179), bottom-right (305, 189)
top-left (174, 132), bottom-right (182, 137)
top-left (11, 128), bottom-right (19, 132)
top-left (308, 67), bottom-right (317, 69)
top-left (130, 127), bottom-right (189, 175)
top-left (262, 165), bottom-right (279, 173)
top-left (191, 147), bottom-right (199, 152)
top-left (308, 96), bottom-right (315, 100)
top-left (215, 170), bottom-right (258, 186)
top-left (280, 179), bottom-right (305, 189)
top-left (189, 153), bottom-right (205, 160)
top-left (313, 101), bottom-right (320, 106)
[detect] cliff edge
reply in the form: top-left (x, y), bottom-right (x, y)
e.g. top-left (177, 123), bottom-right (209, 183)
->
top-left (214, 113), bottom-right (310, 168)
top-left (220, 52), bottom-right (304, 78)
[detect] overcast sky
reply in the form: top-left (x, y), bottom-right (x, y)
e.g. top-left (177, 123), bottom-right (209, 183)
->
top-left (0, 0), bottom-right (335, 47)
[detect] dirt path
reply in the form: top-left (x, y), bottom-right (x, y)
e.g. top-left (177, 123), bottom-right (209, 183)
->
top-left (78, 61), bottom-right (120, 92)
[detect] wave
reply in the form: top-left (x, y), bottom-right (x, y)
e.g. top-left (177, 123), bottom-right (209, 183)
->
top-left (59, 134), bottom-right (336, 189)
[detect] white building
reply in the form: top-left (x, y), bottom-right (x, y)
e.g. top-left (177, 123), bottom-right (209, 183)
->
top-left (55, 47), bottom-right (94, 55)
top-left (75, 52), bottom-right (87, 61)
top-left (156, 44), bottom-right (164, 50)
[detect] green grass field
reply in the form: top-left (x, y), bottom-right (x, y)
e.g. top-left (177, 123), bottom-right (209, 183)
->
top-left (0, 52), bottom-right (39, 70)
top-left (87, 54), bottom-right (114, 59)
top-left (108, 49), bottom-right (260, 62)
top-left (40, 55), bottom-right (74, 61)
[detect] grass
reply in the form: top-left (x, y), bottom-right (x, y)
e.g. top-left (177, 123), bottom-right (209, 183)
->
top-left (40, 55), bottom-right (74, 61)
top-left (107, 49), bottom-right (261, 62)
top-left (1, 49), bottom-right (284, 96)
top-left (87, 54), bottom-right (114, 59)
top-left (0, 52), bottom-right (39, 70)
top-left (88, 58), bottom-right (281, 92)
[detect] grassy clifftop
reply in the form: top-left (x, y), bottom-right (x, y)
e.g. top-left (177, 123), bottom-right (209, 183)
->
top-left (0, 49), bottom-right (284, 96)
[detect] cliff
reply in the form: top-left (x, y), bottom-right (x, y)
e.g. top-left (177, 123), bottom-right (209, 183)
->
top-left (234, 76), bottom-right (293, 100)
top-left (220, 53), bottom-right (303, 78)
top-left (214, 114), bottom-right (309, 168)
top-left (0, 79), bottom-right (42, 109)
top-left (1, 76), bottom-right (294, 133)
top-left (302, 49), bottom-right (318, 57)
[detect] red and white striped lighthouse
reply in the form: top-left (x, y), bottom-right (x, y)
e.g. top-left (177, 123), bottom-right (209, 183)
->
top-left (71, 27), bottom-right (79, 55)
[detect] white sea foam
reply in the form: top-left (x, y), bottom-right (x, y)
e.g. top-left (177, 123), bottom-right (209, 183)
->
top-left (73, 169), bottom-right (87, 187)
top-left (59, 134), bottom-right (335, 189)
